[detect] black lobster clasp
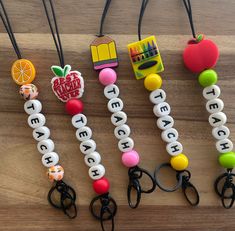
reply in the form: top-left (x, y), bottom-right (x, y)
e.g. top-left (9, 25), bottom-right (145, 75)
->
top-left (127, 166), bottom-right (156, 209)
top-left (48, 180), bottom-right (77, 218)
top-left (90, 193), bottom-right (117, 231)
top-left (214, 168), bottom-right (235, 209)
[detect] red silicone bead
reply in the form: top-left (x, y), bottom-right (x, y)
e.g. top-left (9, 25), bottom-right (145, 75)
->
top-left (93, 177), bottom-right (110, 194)
top-left (65, 98), bottom-right (83, 115)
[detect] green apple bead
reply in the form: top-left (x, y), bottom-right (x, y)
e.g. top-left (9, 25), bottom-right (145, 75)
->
top-left (218, 151), bottom-right (235, 169)
top-left (198, 69), bottom-right (218, 87)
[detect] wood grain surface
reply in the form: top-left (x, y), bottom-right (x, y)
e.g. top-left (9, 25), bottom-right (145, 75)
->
top-left (0, 0), bottom-right (235, 230)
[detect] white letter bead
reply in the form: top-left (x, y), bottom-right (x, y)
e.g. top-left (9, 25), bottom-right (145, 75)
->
top-left (88, 164), bottom-right (105, 180)
top-left (111, 111), bottom-right (127, 126)
top-left (84, 151), bottom-right (101, 167)
top-left (28, 113), bottom-right (46, 129)
top-left (203, 85), bottom-right (221, 100)
top-left (41, 152), bottom-right (59, 167)
top-left (37, 139), bottom-right (55, 154)
top-left (107, 98), bottom-right (124, 113)
top-left (76, 126), bottom-right (92, 142)
top-left (166, 141), bottom-right (183, 156)
top-left (153, 102), bottom-right (171, 117)
top-left (24, 100), bottom-right (42, 115)
top-left (161, 128), bottom-right (179, 143)
top-left (33, 126), bottom-right (50, 141)
top-left (118, 137), bottom-right (134, 152)
top-left (104, 84), bottom-right (120, 99)
top-left (72, 114), bottom-right (87, 128)
top-left (80, 139), bottom-right (96, 155)
top-left (209, 112), bottom-right (227, 127)
top-left (157, 115), bottom-right (174, 130)
top-left (212, 126), bottom-right (230, 140)
top-left (216, 139), bottom-right (234, 153)
top-left (114, 124), bottom-right (131, 140)
top-left (206, 98), bottom-right (224, 114)
top-left (149, 89), bottom-right (166, 104)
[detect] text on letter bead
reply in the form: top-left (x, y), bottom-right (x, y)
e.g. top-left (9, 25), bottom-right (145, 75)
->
top-left (156, 115), bottom-right (174, 130)
top-left (71, 114), bottom-right (87, 128)
top-left (161, 128), bottom-right (179, 143)
top-left (76, 126), bottom-right (92, 142)
top-left (84, 151), bottom-right (101, 167)
top-left (88, 164), bottom-right (105, 180)
top-left (118, 137), bottom-right (134, 152)
top-left (32, 126), bottom-right (50, 141)
top-left (206, 98), bottom-right (224, 114)
top-left (41, 152), bottom-right (59, 167)
top-left (212, 125), bottom-right (230, 140)
top-left (216, 139), bottom-right (234, 153)
top-left (107, 98), bottom-right (124, 113)
top-left (28, 113), bottom-right (46, 129)
top-left (203, 85), bottom-right (221, 100)
top-left (24, 100), bottom-right (42, 115)
top-left (149, 89), bottom-right (166, 104)
top-left (104, 84), bottom-right (120, 99)
top-left (80, 139), bottom-right (96, 155)
top-left (37, 139), bottom-right (55, 155)
top-left (114, 124), bottom-right (131, 140)
top-left (166, 141), bottom-right (183, 156)
top-left (111, 111), bottom-right (127, 126)
top-left (153, 102), bottom-right (171, 117)
top-left (209, 112), bottom-right (227, 127)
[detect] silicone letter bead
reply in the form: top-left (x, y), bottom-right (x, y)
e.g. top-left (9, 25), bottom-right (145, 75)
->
top-left (212, 125), bottom-right (230, 140)
top-left (206, 98), bottom-right (224, 114)
top-left (107, 98), bottom-right (123, 113)
top-left (170, 153), bottom-right (189, 171)
top-left (65, 99), bottom-right (83, 115)
top-left (209, 112), bottom-right (227, 127)
top-left (93, 177), bottom-right (110, 194)
top-left (28, 113), bottom-right (46, 129)
top-left (122, 150), bottom-right (140, 167)
top-left (37, 139), bottom-right (55, 155)
top-left (216, 139), bottom-right (233, 153)
top-left (149, 89), bottom-right (166, 104)
top-left (144, 74), bottom-right (162, 91)
top-left (24, 100), bottom-right (42, 115)
top-left (153, 102), bottom-right (171, 117)
top-left (80, 139), bottom-right (96, 155)
top-left (33, 126), bottom-right (50, 141)
top-left (118, 137), bottom-right (134, 152)
top-left (41, 152), bottom-right (59, 167)
top-left (76, 126), bottom-right (92, 142)
top-left (99, 68), bottom-right (117, 86)
top-left (104, 84), bottom-right (120, 99)
top-left (111, 111), bottom-right (127, 126)
top-left (114, 124), bottom-right (131, 140)
top-left (166, 141), bottom-right (183, 156)
top-left (72, 113), bottom-right (87, 128)
top-left (198, 69), bottom-right (218, 87)
top-left (89, 164), bottom-right (105, 180)
top-left (203, 85), bottom-right (221, 100)
top-left (218, 152), bottom-right (235, 169)
top-left (156, 115), bottom-right (174, 130)
top-left (84, 151), bottom-right (101, 167)
top-left (161, 128), bottom-right (179, 143)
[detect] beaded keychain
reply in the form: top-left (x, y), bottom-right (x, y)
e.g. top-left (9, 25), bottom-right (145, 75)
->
top-left (90, 0), bottom-right (156, 209)
top-left (126, 0), bottom-right (199, 206)
top-left (181, 0), bottom-right (235, 208)
top-left (41, 0), bottom-right (117, 229)
top-left (0, 0), bottom-right (77, 218)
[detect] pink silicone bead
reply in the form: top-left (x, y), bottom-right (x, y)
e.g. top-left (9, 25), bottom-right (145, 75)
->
top-left (99, 68), bottom-right (117, 86)
top-left (122, 150), bottom-right (140, 167)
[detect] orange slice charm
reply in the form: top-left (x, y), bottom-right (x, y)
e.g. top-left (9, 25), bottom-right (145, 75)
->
top-left (11, 59), bottom-right (36, 85)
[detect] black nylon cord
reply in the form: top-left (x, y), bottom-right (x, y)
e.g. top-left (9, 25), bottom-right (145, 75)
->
top-left (42, 0), bottom-right (65, 67)
top-left (182, 0), bottom-right (196, 38)
top-left (138, 0), bottom-right (149, 41)
top-left (0, 0), bottom-right (22, 59)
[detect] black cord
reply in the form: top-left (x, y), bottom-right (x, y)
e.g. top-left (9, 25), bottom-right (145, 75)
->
top-left (98, 0), bottom-right (112, 37)
top-left (138, 0), bottom-right (149, 41)
top-left (0, 0), bottom-right (22, 59)
top-left (42, 0), bottom-right (65, 67)
top-left (182, 0), bottom-right (196, 38)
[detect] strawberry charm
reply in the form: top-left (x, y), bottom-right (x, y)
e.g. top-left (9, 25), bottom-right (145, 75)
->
top-left (51, 65), bottom-right (84, 102)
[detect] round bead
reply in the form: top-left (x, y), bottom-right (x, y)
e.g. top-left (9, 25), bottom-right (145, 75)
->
top-left (122, 150), bottom-right (140, 167)
top-left (76, 126), bottom-right (92, 142)
top-left (72, 113), bottom-right (87, 128)
top-left (19, 84), bottom-right (38, 100)
top-left (80, 139), bottom-right (96, 155)
top-left (206, 98), bottom-right (224, 114)
top-left (37, 139), bottom-right (55, 155)
top-left (144, 74), bottom-right (162, 91)
top-left (161, 128), bottom-right (179, 143)
top-left (99, 68), bottom-right (117, 86)
top-left (93, 177), bottom-right (110, 194)
top-left (166, 141), bottom-right (183, 156)
top-left (118, 137), bottom-right (134, 152)
top-left (28, 113), bottom-right (46, 129)
top-left (202, 85), bottom-right (221, 100)
top-left (170, 154), bottom-right (189, 171)
top-left (47, 165), bottom-right (64, 181)
top-left (33, 126), bottom-right (50, 141)
top-left (111, 111), bottom-right (127, 126)
top-left (198, 69), bottom-right (218, 87)
top-left (153, 102), bottom-right (171, 117)
top-left (24, 99), bottom-right (42, 115)
top-left (212, 125), bottom-right (230, 140)
top-left (89, 164), bottom-right (105, 180)
top-left (84, 151), bottom-right (101, 167)
top-left (149, 89), bottom-right (166, 104)
top-left (41, 152), bottom-right (59, 167)
top-left (216, 139), bottom-right (233, 153)
top-left (65, 99), bottom-right (83, 115)
top-left (157, 115), bottom-right (174, 130)
top-left (218, 152), bottom-right (235, 169)
top-left (209, 112), bottom-right (227, 127)
top-left (107, 98), bottom-right (123, 113)
top-left (114, 124), bottom-right (131, 140)
top-left (104, 84), bottom-right (119, 99)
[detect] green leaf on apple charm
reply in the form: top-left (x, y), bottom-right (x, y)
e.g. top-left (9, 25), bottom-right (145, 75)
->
top-left (63, 64), bottom-right (71, 77)
top-left (196, 34), bottom-right (204, 42)
top-left (51, 65), bottom-right (64, 77)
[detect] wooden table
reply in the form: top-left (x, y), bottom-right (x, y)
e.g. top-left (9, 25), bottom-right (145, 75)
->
top-left (0, 0), bottom-right (235, 230)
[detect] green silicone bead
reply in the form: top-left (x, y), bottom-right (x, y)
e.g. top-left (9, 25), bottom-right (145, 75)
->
top-left (198, 69), bottom-right (218, 87)
top-left (218, 152), bottom-right (235, 169)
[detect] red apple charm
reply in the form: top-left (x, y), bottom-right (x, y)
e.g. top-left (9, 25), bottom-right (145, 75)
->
top-left (183, 34), bottom-right (219, 73)
top-left (51, 65), bottom-right (84, 102)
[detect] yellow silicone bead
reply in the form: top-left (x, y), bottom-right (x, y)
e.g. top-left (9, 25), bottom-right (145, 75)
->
top-left (170, 153), bottom-right (189, 171)
top-left (144, 73), bottom-right (162, 91)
